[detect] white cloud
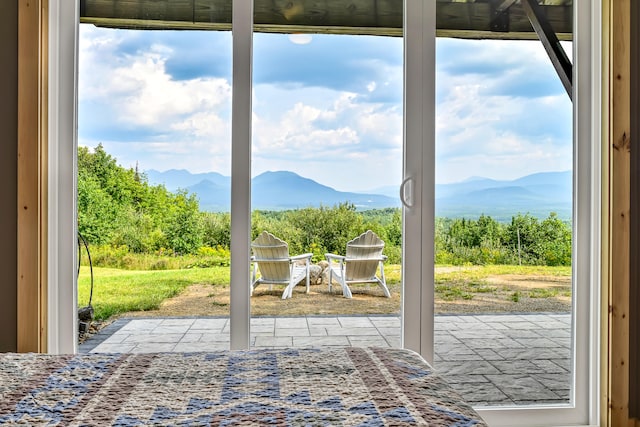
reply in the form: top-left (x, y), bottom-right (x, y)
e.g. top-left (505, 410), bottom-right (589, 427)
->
top-left (249, 84), bottom-right (403, 189)
top-left (81, 32), bottom-right (231, 128)
top-left (79, 25), bottom-right (233, 174)
top-left (78, 27), bottom-right (572, 190)
top-left (171, 110), bottom-right (228, 139)
top-left (436, 95), bottom-right (571, 184)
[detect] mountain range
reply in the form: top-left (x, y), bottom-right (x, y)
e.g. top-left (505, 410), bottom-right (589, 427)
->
top-left (144, 169), bottom-right (572, 220)
top-left (145, 169), bottom-right (399, 211)
top-left (434, 171), bottom-right (572, 221)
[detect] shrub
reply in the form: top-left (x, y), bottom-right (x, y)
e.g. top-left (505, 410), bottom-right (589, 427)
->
top-left (202, 212), bottom-right (231, 248)
top-left (149, 259), bottom-right (169, 270)
top-left (383, 245), bottom-right (402, 265)
top-left (86, 245), bottom-right (129, 268)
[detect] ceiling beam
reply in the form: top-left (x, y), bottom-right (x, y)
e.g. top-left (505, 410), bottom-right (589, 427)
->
top-left (521, 0), bottom-right (573, 100)
top-left (79, 0), bottom-right (573, 41)
top-left (496, 0), bottom-right (519, 13)
top-left (489, 0), bottom-right (518, 32)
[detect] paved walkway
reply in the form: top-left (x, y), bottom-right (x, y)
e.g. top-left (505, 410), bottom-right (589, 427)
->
top-left (79, 313), bottom-right (571, 407)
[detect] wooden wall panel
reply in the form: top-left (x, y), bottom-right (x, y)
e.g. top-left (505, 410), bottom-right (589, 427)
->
top-left (17, 0), bottom-right (47, 353)
top-left (0, 0), bottom-right (19, 353)
top-left (607, 0), bottom-right (638, 424)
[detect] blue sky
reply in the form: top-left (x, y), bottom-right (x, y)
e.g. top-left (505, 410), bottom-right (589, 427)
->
top-left (78, 25), bottom-right (572, 192)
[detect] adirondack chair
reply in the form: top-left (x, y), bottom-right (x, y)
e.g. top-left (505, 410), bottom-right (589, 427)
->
top-left (325, 230), bottom-right (391, 299)
top-left (250, 231), bottom-right (313, 299)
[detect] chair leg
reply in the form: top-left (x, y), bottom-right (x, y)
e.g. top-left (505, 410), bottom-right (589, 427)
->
top-left (377, 278), bottom-right (391, 298)
top-left (378, 262), bottom-right (391, 298)
top-left (340, 265), bottom-right (352, 298)
top-left (282, 281), bottom-right (293, 299)
top-left (250, 262), bottom-right (259, 297)
top-left (328, 269), bottom-right (334, 294)
top-left (342, 279), bottom-right (353, 298)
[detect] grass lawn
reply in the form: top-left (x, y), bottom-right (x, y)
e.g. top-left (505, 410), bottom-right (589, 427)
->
top-left (78, 266), bottom-right (230, 320)
top-left (78, 264), bottom-right (572, 321)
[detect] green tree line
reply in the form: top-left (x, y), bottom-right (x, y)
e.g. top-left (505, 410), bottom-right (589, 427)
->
top-left (78, 144), bottom-right (204, 254)
top-left (78, 145), bottom-right (571, 267)
top-left (435, 213), bottom-right (571, 266)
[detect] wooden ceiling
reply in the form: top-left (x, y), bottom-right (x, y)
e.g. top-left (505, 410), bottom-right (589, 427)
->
top-left (80, 0), bottom-right (573, 40)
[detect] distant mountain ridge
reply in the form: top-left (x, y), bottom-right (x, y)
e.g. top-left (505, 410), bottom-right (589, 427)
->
top-left (435, 170), bottom-right (571, 221)
top-left (145, 169), bottom-right (230, 191)
top-left (145, 169), bottom-right (399, 211)
top-left (144, 168), bottom-right (572, 220)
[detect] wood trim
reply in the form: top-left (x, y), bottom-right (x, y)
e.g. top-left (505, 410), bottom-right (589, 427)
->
top-left (606, 0), bottom-right (636, 425)
top-left (629, 0), bottom-right (640, 418)
top-left (601, 2), bottom-right (612, 425)
top-left (39, 0), bottom-right (49, 353)
top-left (17, 0), bottom-right (48, 353)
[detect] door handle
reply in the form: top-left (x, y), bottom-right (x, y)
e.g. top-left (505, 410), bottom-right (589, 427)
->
top-left (399, 176), bottom-right (414, 208)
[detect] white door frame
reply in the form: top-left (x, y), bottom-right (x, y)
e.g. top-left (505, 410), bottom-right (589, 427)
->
top-left (48, 0), bottom-right (79, 355)
top-left (402, 0), bottom-right (436, 360)
top-left (229, 0), bottom-right (253, 350)
top-left (227, 0), bottom-right (431, 351)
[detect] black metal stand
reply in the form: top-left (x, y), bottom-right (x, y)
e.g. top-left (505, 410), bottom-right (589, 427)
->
top-left (77, 232), bottom-right (94, 336)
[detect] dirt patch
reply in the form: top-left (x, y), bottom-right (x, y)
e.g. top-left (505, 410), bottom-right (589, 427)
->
top-left (121, 282), bottom-right (402, 318)
top-left (118, 273), bottom-right (571, 319)
top-left (435, 273), bottom-right (571, 314)
top-left (485, 274), bottom-right (571, 289)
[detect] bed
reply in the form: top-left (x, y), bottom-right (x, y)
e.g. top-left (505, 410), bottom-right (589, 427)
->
top-left (0, 347), bottom-right (486, 426)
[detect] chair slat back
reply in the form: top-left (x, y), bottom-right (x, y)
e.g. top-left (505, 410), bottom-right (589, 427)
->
top-left (345, 230), bottom-right (384, 281)
top-left (252, 231), bottom-right (291, 281)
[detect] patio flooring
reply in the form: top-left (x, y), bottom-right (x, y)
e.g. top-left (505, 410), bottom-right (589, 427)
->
top-left (79, 312), bottom-right (571, 407)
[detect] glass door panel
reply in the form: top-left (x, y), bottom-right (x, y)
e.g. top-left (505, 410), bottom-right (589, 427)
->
top-left (249, 22), bottom-right (404, 349)
top-left (77, 10), bottom-right (233, 352)
top-left (433, 23), bottom-right (574, 409)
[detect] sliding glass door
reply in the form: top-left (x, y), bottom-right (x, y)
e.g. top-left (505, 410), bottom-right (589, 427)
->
top-left (247, 26), bottom-right (404, 351)
top-left (475, 2), bottom-right (599, 425)
top-left (432, 20), bottom-right (574, 412)
top-left (77, 2), bottom-right (234, 352)
top-left (56, 0), bottom-right (600, 424)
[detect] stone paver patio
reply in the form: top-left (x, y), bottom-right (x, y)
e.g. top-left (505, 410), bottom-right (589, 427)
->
top-left (79, 312), bottom-right (571, 407)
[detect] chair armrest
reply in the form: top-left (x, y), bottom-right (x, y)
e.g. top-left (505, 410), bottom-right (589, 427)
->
top-left (325, 253), bottom-right (346, 262)
top-left (290, 253), bottom-right (313, 261)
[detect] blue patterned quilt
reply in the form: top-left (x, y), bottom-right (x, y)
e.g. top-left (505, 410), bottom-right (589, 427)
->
top-left (0, 347), bottom-right (486, 426)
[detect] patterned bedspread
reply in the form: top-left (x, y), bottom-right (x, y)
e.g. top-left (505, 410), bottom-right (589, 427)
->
top-left (0, 347), bottom-right (486, 426)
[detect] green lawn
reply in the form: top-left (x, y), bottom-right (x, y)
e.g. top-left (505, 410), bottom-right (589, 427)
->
top-left (78, 266), bottom-right (229, 320)
top-left (435, 264), bottom-right (571, 277)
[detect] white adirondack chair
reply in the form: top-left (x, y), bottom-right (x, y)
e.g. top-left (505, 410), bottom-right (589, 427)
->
top-left (325, 230), bottom-right (391, 299)
top-left (250, 231), bottom-right (313, 299)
